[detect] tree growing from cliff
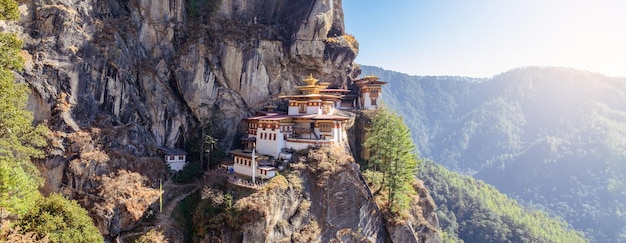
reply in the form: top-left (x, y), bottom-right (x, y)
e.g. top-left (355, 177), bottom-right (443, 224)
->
top-left (364, 107), bottom-right (420, 214)
top-left (0, 0), bottom-right (48, 217)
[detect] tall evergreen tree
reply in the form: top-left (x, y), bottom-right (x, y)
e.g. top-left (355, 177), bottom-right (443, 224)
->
top-left (364, 107), bottom-right (420, 213)
top-left (0, 0), bottom-right (48, 217)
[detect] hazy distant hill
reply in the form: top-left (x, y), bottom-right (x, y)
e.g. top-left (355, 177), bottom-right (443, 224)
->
top-left (361, 65), bottom-right (626, 242)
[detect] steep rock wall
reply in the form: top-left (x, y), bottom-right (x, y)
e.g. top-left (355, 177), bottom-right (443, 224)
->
top-left (236, 146), bottom-right (442, 243)
top-left (12, 0), bottom-right (357, 238)
top-left (19, 0), bottom-right (356, 148)
top-left (222, 146), bottom-right (389, 242)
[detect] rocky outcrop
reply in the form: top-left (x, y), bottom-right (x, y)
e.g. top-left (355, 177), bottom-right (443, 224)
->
top-left (410, 180), bottom-right (442, 243)
top-left (10, 0), bottom-right (358, 237)
top-left (209, 146), bottom-right (441, 243)
top-left (198, 146), bottom-right (389, 242)
top-left (301, 147), bottom-right (388, 242)
top-left (387, 179), bottom-right (441, 243)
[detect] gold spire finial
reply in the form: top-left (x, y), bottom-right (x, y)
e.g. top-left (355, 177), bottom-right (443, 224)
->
top-left (303, 74), bottom-right (318, 86)
top-left (365, 73), bottom-right (377, 81)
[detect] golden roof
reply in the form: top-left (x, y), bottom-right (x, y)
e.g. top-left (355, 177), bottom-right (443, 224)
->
top-left (303, 74), bottom-right (318, 86)
top-left (293, 74), bottom-right (333, 95)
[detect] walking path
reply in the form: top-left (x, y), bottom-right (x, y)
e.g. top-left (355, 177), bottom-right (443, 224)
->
top-left (116, 182), bottom-right (199, 243)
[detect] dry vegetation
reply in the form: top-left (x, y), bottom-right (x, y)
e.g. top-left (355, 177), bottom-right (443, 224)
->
top-left (234, 174), bottom-right (290, 222)
top-left (94, 170), bottom-right (160, 221)
top-left (136, 229), bottom-right (168, 243)
top-left (261, 174), bottom-right (288, 192)
top-left (292, 221), bottom-right (321, 242)
top-left (324, 34), bottom-right (358, 54)
top-left (54, 92), bottom-right (72, 113)
top-left (201, 187), bottom-right (226, 203)
top-left (0, 222), bottom-right (49, 243)
top-left (284, 170), bottom-right (303, 192)
top-left (302, 145), bottom-right (353, 186)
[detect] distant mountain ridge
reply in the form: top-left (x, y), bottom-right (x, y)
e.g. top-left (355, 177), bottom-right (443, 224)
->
top-left (361, 65), bottom-right (626, 242)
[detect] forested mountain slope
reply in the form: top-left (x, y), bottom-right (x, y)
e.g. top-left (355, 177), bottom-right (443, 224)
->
top-left (361, 65), bottom-right (626, 242)
top-left (418, 160), bottom-right (585, 243)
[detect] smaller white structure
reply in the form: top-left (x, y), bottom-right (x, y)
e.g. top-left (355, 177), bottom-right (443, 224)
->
top-left (229, 149), bottom-right (277, 179)
top-left (158, 147), bottom-right (188, 171)
top-left (353, 75), bottom-right (387, 109)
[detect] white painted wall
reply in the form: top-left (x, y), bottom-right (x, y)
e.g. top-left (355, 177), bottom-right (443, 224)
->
top-left (168, 161), bottom-right (186, 171)
top-left (234, 162), bottom-right (254, 177)
top-left (233, 159), bottom-right (276, 179)
top-left (306, 101), bottom-right (322, 114)
top-left (288, 106), bottom-right (299, 115)
top-left (285, 140), bottom-right (313, 151)
top-left (362, 92), bottom-right (373, 109)
top-left (254, 128), bottom-right (285, 158)
top-left (257, 167), bottom-right (276, 179)
top-left (165, 155), bottom-right (186, 171)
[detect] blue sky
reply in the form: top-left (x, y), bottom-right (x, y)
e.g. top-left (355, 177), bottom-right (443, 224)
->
top-left (343, 0), bottom-right (626, 78)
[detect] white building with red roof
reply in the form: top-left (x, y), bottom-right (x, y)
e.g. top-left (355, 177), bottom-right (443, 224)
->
top-left (225, 75), bottom-right (385, 180)
top-left (353, 75), bottom-right (388, 109)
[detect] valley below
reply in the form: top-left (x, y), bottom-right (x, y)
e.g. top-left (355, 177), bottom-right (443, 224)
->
top-left (363, 65), bottom-right (626, 242)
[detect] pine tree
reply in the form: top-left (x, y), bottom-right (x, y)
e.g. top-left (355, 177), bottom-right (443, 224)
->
top-left (364, 107), bottom-right (420, 214)
top-left (0, 0), bottom-right (48, 217)
top-left (17, 194), bottom-right (103, 243)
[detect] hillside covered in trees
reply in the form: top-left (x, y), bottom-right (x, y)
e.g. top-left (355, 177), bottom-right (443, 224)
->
top-left (419, 160), bottom-right (585, 243)
top-left (362, 65), bottom-right (626, 242)
top-left (359, 108), bottom-right (585, 242)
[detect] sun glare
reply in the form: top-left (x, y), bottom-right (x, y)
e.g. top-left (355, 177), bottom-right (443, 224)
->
top-left (344, 0), bottom-right (626, 77)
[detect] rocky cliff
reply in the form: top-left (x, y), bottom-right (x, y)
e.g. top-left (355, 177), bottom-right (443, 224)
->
top-left (8, 0), bottom-right (441, 241)
top-left (10, 0), bottom-right (356, 237)
top-left (18, 0), bottom-right (357, 148)
top-left (183, 146), bottom-right (440, 243)
top-left (231, 146), bottom-right (389, 242)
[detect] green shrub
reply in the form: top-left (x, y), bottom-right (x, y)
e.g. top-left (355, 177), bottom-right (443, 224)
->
top-left (174, 160), bottom-right (202, 183)
top-left (17, 194), bottom-right (102, 243)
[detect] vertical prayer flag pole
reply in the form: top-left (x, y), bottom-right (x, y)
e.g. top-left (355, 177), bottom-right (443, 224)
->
top-left (252, 148), bottom-right (256, 184)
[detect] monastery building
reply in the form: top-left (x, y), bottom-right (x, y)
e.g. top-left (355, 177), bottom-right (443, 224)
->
top-left (223, 75), bottom-right (386, 180)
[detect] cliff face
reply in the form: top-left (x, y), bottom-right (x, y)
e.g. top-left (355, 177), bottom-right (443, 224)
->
top-left (193, 146), bottom-right (389, 242)
top-left (222, 147), bottom-right (441, 243)
top-left (11, 0), bottom-right (441, 241)
top-left (12, 0), bottom-right (356, 237)
top-left (19, 0), bottom-right (356, 148)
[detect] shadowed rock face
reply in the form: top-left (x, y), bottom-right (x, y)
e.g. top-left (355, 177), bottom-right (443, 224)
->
top-left (13, 0), bottom-right (357, 237)
top-left (20, 0), bottom-right (356, 148)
